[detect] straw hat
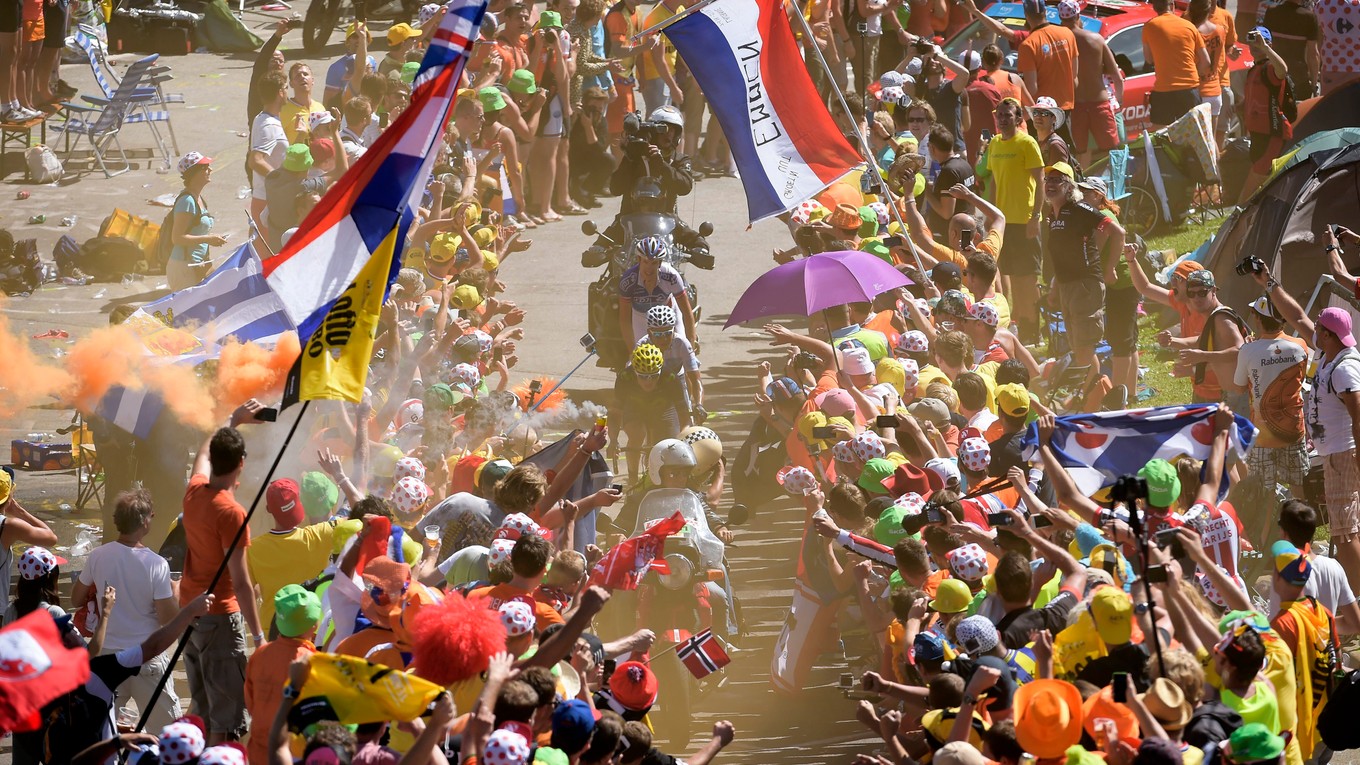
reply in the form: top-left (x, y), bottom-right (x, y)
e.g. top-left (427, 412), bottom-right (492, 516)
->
top-left (1138, 678), bottom-right (1192, 731)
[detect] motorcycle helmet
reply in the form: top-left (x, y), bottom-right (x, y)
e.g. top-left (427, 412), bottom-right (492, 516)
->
top-left (646, 305), bottom-right (679, 330)
top-left (635, 235), bottom-right (669, 261)
top-left (649, 105), bottom-right (685, 131)
top-left (648, 438), bottom-right (697, 485)
top-left (631, 343), bottom-right (665, 375)
top-left (680, 426), bottom-right (722, 474)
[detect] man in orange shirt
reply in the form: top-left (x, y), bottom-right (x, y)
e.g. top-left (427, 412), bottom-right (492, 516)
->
top-left (604, 0), bottom-right (654, 144)
top-left (469, 3), bottom-right (531, 84)
top-left (1016, 0), bottom-right (1078, 121)
top-left (1142, 0), bottom-right (1210, 129)
top-left (245, 585), bottom-right (320, 765)
top-left (468, 532), bottom-right (566, 632)
top-left (180, 399), bottom-right (267, 744)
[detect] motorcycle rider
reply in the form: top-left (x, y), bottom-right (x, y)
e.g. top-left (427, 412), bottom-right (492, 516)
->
top-left (638, 305), bottom-right (705, 426)
top-left (645, 438), bottom-right (739, 640)
top-left (589, 105), bottom-right (710, 256)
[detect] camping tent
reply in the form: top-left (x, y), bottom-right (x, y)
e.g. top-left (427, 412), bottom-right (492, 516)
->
top-left (1203, 142), bottom-right (1360, 313)
top-left (1291, 78), bottom-right (1360, 148)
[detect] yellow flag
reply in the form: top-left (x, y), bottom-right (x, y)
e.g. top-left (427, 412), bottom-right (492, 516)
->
top-left (289, 229), bottom-right (399, 404)
top-left (298, 652), bottom-right (444, 725)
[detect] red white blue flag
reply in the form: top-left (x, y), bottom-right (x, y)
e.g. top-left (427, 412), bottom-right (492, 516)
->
top-left (1019, 404), bottom-right (1257, 499)
top-left (676, 628), bottom-right (731, 678)
top-left (262, 0), bottom-right (488, 346)
top-left (662, 0), bottom-right (861, 224)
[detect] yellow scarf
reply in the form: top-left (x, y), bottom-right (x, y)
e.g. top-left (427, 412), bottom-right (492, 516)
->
top-left (1282, 598), bottom-right (1337, 760)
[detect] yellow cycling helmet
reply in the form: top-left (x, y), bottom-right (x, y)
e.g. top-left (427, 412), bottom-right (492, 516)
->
top-left (632, 343), bottom-right (665, 375)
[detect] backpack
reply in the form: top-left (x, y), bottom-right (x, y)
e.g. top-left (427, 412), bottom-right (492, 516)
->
top-left (1281, 73), bottom-right (1298, 123)
top-left (0, 237), bottom-right (41, 296)
top-left (41, 689), bottom-right (108, 764)
top-left (1183, 699), bottom-right (1244, 750)
top-left (24, 145), bottom-right (63, 184)
top-left (1193, 305), bottom-right (1251, 385)
top-left (155, 191), bottom-right (191, 272)
top-left (1319, 668), bottom-right (1360, 750)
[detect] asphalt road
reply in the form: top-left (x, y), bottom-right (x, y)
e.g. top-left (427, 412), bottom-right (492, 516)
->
top-left (0, 10), bottom-right (884, 761)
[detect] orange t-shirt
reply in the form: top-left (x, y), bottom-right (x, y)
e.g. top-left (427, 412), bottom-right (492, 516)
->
top-left (1016, 24), bottom-right (1078, 109)
top-left (864, 311), bottom-right (901, 353)
top-left (245, 637), bottom-right (316, 765)
top-left (334, 626), bottom-right (404, 669)
top-left (1213, 7), bottom-right (1237, 87)
top-left (1144, 13), bottom-right (1205, 92)
top-left (180, 473), bottom-right (250, 615)
top-left (467, 582), bottom-right (565, 632)
top-left (1191, 14), bottom-right (1226, 97)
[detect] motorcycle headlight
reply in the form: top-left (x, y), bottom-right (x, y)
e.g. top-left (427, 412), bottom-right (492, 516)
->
top-left (657, 553), bottom-right (694, 591)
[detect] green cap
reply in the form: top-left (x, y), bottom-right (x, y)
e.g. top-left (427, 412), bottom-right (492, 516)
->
top-left (507, 69), bottom-right (538, 94)
top-left (274, 584), bottom-right (322, 637)
top-left (400, 61), bottom-right (420, 84)
top-left (478, 86), bottom-right (507, 112)
top-left (861, 239), bottom-right (892, 264)
top-left (283, 143), bottom-right (313, 173)
top-left (874, 500), bottom-right (910, 546)
top-left (536, 10), bottom-right (563, 28)
top-left (857, 206), bottom-right (878, 238)
top-left (1217, 609), bottom-right (1270, 633)
top-left (479, 458), bottom-right (514, 492)
top-left (1227, 724), bottom-right (1286, 764)
top-left (534, 747), bottom-right (570, 765)
top-left (1136, 459), bottom-right (1180, 508)
top-left (424, 382), bottom-right (461, 411)
top-left (300, 471), bottom-right (340, 522)
top-left (858, 457), bottom-right (895, 496)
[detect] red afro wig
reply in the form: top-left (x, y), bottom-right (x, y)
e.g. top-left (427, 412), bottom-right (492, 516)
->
top-left (411, 592), bottom-right (507, 686)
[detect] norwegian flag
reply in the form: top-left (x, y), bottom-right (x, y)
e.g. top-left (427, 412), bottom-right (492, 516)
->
top-left (1019, 404), bottom-right (1256, 499)
top-left (588, 512), bottom-right (687, 590)
top-left (676, 629), bottom-right (731, 679)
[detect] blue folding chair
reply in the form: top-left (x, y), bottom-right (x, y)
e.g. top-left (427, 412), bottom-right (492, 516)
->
top-left (72, 32), bottom-right (183, 163)
top-left (52, 57), bottom-right (159, 177)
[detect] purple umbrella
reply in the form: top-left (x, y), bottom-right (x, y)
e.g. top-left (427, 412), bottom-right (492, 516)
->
top-left (724, 250), bottom-right (913, 328)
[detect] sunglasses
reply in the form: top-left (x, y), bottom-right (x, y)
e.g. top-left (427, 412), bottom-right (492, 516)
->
top-left (637, 371), bottom-right (661, 380)
top-left (1043, 177), bottom-right (1068, 185)
top-left (649, 329), bottom-right (674, 337)
top-left (1187, 289), bottom-right (1211, 298)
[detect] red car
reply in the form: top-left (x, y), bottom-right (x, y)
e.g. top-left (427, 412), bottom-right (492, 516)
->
top-left (939, 0), bottom-right (1254, 140)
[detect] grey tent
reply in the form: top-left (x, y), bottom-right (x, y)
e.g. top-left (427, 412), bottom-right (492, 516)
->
top-left (1203, 143), bottom-right (1360, 314)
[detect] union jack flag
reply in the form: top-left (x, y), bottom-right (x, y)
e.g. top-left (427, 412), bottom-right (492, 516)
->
top-left (676, 628), bottom-right (731, 679)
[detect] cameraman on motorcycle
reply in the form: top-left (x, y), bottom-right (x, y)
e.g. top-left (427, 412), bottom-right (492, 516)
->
top-left (592, 105), bottom-right (710, 255)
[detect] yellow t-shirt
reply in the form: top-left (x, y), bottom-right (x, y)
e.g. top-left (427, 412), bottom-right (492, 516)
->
top-left (979, 293), bottom-right (1013, 333)
top-left (248, 521), bottom-right (339, 629)
top-left (280, 98), bottom-right (327, 145)
top-left (639, 3), bottom-right (678, 82)
top-left (984, 133), bottom-right (1043, 224)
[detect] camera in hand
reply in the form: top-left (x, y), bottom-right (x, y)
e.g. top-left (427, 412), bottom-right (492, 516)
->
top-left (1246, 29), bottom-right (1260, 41)
top-left (1154, 527), bottom-right (1186, 557)
top-left (622, 112), bottom-right (670, 159)
top-left (987, 511), bottom-right (1015, 527)
top-left (902, 501), bottom-right (950, 535)
top-left (875, 414), bottom-right (898, 428)
top-left (812, 426), bottom-right (836, 439)
top-left (1145, 564), bottom-right (1169, 584)
top-left (1235, 255), bottom-right (1266, 276)
top-left (1110, 475), bottom-right (1148, 505)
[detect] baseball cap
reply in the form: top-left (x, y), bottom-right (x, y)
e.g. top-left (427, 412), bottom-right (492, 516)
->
top-left (1319, 306), bottom-right (1357, 347)
top-left (936, 742), bottom-right (988, 765)
top-left (1186, 269), bottom-right (1217, 290)
top-left (1077, 176), bottom-right (1108, 197)
top-left (914, 630), bottom-right (948, 662)
top-left (300, 471), bottom-right (339, 521)
top-left (266, 478), bottom-right (304, 528)
top-left (1044, 161), bottom-right (1076, 180)
top-left (1090, 586), bottom-right (1133, 645)
top-left (345, 21), bottom-right (372, 40)
top-left (1172, 259), bottom-right (1204, 282)
top-left (1249, 295), bottom-right (1283, 321)
top-left (996, 382), bottom-right (1031, 418)
top-left (1022, 0), bottom-right (1045, 15)
top-left (1271, 539), bottom-right (1312, 585)
top-left (932, 262), bottom-right (963, 286)
top-left (1226, 724), bottom-right (1287, 764)
top-left (177, 151), bottom-right (212, 176)
top-left (283, 143), bottom-right (313, 173)
top-left (388, 22), bottom-right (423, 45)
top-left (452, 284), bottom-right (483, 310)
top-left (859, 458), bottom-right (898, 498)
top-left (816, 388), bottom-right (856, 418)
top-left (479, 458), bottom-right (515, 492)
top-left (1057, 0), bottom-right (1081, 17)
top-left (550, 699), bottom-right (596, 752)
top-left (956, 615), bottom-right (999, 654)
top-left (908, 397), bottom-right (951, 428)
top-left (309, 138), bottom-right (336, 166)
top-left (1136, 459), bottom-right (1181, 508)
top-left (880, 70), bottom-right (906, 89)
top-left (274, 584), bottom-right (322, 637)
top-left (0, 467), bottom-right (11, 505)
top-left (929, 578), bottom-right (974, 614)
top-left (935, 289), bottom-right (971, 319)
top-left (1251, 26), bottom-right (1273, 44)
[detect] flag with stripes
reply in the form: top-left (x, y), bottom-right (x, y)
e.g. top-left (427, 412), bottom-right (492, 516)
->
top-left (266, 0), bottom-right (487, 407)
top-left (94, 242), bottom-right (295, 438)
top-left (676, 628), bottom-right (730, 679)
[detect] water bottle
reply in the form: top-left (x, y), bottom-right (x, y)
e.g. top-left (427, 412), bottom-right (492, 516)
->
top-left (60, 215), bottom-right (77, 227)
top-left (236, 185), bottom-right (251, 200)
top-left (70, 529), bottom-right (96, 556)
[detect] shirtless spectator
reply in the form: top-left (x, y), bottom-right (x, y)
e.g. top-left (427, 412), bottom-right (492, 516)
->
top-left (1171, 270), bottom-right (1248, 412)
top-left (1060, 0), bottom-right (1123, 168)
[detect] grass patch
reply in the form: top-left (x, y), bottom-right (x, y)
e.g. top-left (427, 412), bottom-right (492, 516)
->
top-left (1128, 217), bottom-right (1223, 406)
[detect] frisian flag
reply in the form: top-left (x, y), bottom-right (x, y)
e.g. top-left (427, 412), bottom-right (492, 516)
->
top-left (268, 0), bottom-right (488, 405)
top-left (676, 628), bottom-right (731, 679)
top-left (1018, 404), bottom-right (1257, 499)
top-left (95, 242), bottom-right (294, 438)
top-left (662, 0), bottom-right (861, 224)
top-left (588, 512), bottom-right (687, 590)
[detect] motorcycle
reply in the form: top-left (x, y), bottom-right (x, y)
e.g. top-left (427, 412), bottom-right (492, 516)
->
top-left (626, 487), bottom-right (729, 745)
top-left (581, 177), bottom-right (714, 370)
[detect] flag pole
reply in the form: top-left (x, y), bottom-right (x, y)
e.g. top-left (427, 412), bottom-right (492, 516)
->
top-left (631, 0), bottom-right (722, 40)
top-left (781, 0), bottom-right (930, 277)
top-left (131, 399), bottom-right (313, 737)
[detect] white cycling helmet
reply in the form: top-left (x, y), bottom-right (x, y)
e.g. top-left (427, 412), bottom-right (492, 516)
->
top-left (648, 438), bottom-right (697, 485)
top-left (649, 105), bottom-right (685, 130)
top-left (635, 235), bottom-right (669, 260)
top-left (646, 305), bottom-right (679, 330)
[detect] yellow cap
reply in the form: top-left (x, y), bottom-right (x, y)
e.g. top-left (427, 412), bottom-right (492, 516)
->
top-left (429, 232), bottom-right (462, 264)
top-left (1044, 161), bottom-right (1076, 180)
top-left (0, 469), bottom-right (11, 505)
top-left (996, 382), bottom-right (1031, 418)
top-left (876, 357), bottom-right (906, 396)
top-left (929, 578), bottom-right (973, 614)
top-left (452, 284), bottom-right (483, 310)
top-left (481, 249), bottom-right (500, 271)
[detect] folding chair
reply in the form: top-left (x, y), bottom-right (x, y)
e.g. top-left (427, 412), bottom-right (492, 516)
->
top-left (71, 415), bottom-right (104, 511)
top-left (52, 58), bottom-right (159, 177)
top-left (73, 31), bottom-right (183, 162)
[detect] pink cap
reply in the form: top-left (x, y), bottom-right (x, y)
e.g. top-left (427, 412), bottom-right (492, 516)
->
top-left (1319, 307), bottom-right (1357, 347)
top-left (815, 388), bottom-right (856, 418)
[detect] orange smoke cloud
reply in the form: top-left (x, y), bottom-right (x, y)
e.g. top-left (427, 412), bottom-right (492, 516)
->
top-left (213, 333), bottom-right (302, 420)
top-left (63, 325), bottom-right (144, 412)
top-left (0, 310), bottom-right (73, 418)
